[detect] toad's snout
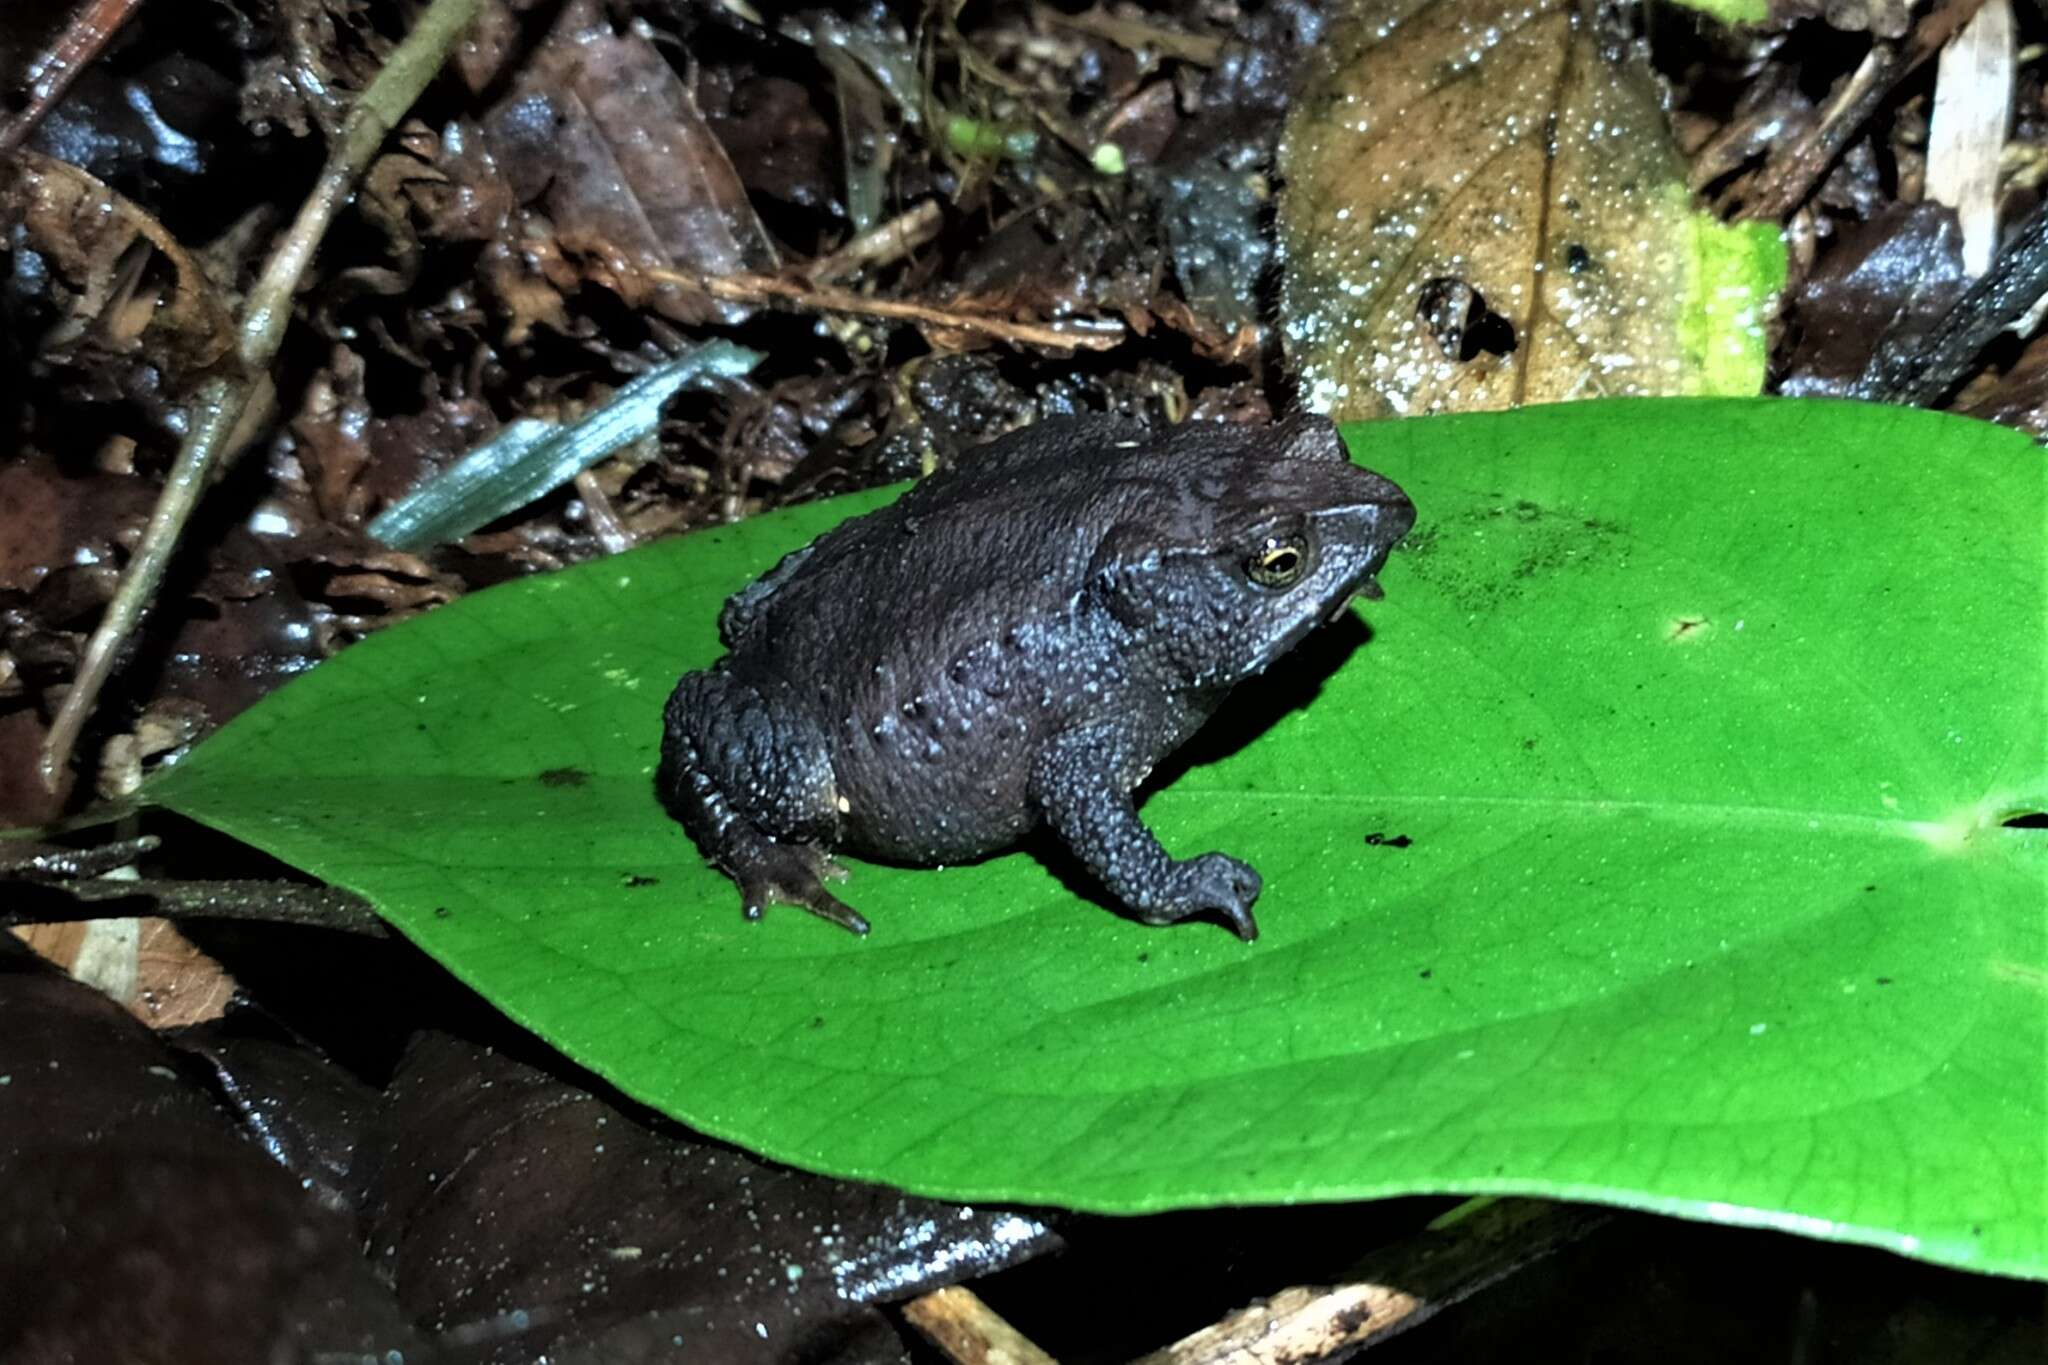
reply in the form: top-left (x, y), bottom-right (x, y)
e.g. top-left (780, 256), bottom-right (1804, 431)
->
top-left (1326, 476), bottom-right (1417, 556)
top-left (1359, 472), bottom-right (1417, 542)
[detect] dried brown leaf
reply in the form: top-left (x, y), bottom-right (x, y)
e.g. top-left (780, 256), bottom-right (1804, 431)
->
top-left (1278, 0), bottom-right (1698, 418)
top-left (1778, 201), bottom-right (1966, 397)
top-left (1770, 0), bottom-right (1915, 40)
top-left (1690, 65), bottom-right (1818, 196)
top-left (239, 0), bottom-right (394, 139)
top-left (0, 150), bottom-right (239, 385)
top-left (0, 944), bottom-right (423, 1356)
top-left (697, 71), bottom-right (840, 210)
top-left (481, 4), bottom-right (780, 327)
top-left (0, 456), bottom-right (153, 597)
top-left (12, 918), bottom-right (236, 1028)
top-left (289, 347), bottom-right (500, 529)
top-left (1959, 329), bottom-right (2048, 436)
top-left (148, 531), bottom-right (329, 736)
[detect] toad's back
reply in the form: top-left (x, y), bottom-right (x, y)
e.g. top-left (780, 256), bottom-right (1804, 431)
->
top-left (716, 438), bottom-right (1165, 859)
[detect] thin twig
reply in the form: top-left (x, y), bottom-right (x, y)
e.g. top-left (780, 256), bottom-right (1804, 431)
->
top-left (801, 199), bottom-right (945, 285)
top-left (1740, 0), bottom-right (1990, 221)
top-left (646, 265), bottom-right (1125, 352)
top-left (1923, 0), bottom-right (2015, 275)
top-left (1854, 193), bottom-right (2048, 404)
top-left (4, 832), bottom-right (387, 934)
top-left (0, 0), bottom-right (147, 160)
top-left (0, 835), bottom-right (158, 879)
top-left (1038, 4), bottom-right (1224, 67)
top-left (902, 1286), bottom-right (1059, 1365)
top-left (573, 468), bottom-right (637, 554)
top-left (37, 0), bottom-right (487, 793)
top-left (1129, 1199), bottom-right (1608, 1365)
top-left (3, 876), bottom-right (388, 936)
top-left (39, 378), bottom-right (234, 790)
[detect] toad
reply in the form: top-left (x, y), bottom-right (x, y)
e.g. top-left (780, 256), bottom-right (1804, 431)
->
top-left (659, 415), bottom-right (1414, 940)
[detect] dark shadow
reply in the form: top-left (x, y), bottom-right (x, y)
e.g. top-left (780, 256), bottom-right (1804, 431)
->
top-left (1025, 827), bottom-right (1124, 920)
top-left (1145, 609), bottom-right (1374, 792)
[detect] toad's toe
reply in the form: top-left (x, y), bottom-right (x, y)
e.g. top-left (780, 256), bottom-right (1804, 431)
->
top-left (735, 841), bottom-right (869, 935)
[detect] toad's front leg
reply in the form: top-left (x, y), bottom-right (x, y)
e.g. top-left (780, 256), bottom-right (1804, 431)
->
top-left (1028, 725), bottom-right (1262, 941)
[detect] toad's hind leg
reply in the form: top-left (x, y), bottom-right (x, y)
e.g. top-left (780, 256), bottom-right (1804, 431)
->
top-left (658, 670), bottom-right (869, 935)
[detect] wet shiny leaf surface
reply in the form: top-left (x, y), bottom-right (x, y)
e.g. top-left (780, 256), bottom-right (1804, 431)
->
top-left (1279, 0), bottom-right (1782, 417)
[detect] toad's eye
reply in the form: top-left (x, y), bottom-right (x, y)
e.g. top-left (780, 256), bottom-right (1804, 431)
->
top-left (1246, 533), bottom-right (1310, 588)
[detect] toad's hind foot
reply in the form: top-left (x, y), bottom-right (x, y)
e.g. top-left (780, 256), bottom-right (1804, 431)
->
top-left (660, 670), bottom-right (865, 935)
top-left (734, 840), bottom-right (869, 935)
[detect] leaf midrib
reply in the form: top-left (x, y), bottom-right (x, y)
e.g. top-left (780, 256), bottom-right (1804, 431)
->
top-left (1173, 785), bottom-right (1997, 839)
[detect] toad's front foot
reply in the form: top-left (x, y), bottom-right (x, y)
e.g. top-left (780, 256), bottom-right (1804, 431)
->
top-left (1033, 727), bottom-right (1267, 941)
top-left (1139, 853), bottom-right (1262, 942)
top-left (732, 838), bottom-right (868, 935)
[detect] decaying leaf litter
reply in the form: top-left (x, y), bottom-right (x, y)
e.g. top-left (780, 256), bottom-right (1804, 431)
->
top-left (3, 0), bottom-right (2046, 1361)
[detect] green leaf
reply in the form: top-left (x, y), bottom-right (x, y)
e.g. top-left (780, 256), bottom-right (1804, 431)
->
top-left (1672, 0), bottom-right (1769, 23)
top-left (1678, 216), bottom-right (1784, 396)
top-left (147, 398), bottom-right (2047, 1278)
